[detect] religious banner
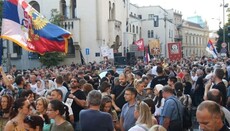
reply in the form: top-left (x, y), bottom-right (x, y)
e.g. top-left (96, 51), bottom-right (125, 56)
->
top-left (134, 38), bottom-right (144, 51)
top-left (148, 39), bottom-right (160, 55)
top-left (168, 42), bottom-right (182, 61)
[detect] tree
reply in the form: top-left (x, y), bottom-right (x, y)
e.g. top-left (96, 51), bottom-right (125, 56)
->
top-left (217, 8), bottom-right (230, 53)
top-left (39, 9), bottom-right (65, 67)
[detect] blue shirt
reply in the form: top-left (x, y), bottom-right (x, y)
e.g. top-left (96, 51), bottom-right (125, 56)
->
top-left (121, 102), bottom-right (136, 131)
top-left (160, 96), bottom-right (183, 125)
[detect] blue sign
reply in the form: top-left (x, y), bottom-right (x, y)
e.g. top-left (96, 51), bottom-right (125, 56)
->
top-left (85, 48), bottom-right (90, 55)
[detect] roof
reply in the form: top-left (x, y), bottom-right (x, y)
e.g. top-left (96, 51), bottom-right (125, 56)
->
top-left (184, 21), bottom-right (203, 29)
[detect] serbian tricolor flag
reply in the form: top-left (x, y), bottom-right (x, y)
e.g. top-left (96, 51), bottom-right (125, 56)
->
top-left (144, 46), bottom-right (150, 64)
top-left (1, 0), bottom-right (71, 54)
top-left (206, 40), bottom-right (218, 58)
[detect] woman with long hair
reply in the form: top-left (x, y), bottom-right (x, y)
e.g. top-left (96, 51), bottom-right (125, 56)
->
top-left (0, 95), bottom-right (14, 130)
top-left (153, 84), bottom-right (164, 122)
top-left (47, 99), bottom-right (74, 131)
top-left (36, 97), bottom-right (53, 131)
top-left (24, 115), bottom-right (44, 131)
top-left (4, 98), bottom-right (30, 131)
top-left (100, 96), bottom-right (119, 130)
top-left (182, 73), bottom-right (192, 95)
top-left (129, 101), bottom-right (154, 131)
top-left (174, 82), bottom-right (192, 110)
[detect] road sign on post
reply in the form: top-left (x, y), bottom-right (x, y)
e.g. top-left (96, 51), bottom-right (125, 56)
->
top-left (85, 48), bottom-right (89, 55)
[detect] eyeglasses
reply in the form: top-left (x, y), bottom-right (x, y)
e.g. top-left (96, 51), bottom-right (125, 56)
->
top-left (71, 80), bottom-right (77, 83)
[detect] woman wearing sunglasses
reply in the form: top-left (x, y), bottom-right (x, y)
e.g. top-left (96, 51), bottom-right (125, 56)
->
top-left (24, 115), bottom-right (44, 131)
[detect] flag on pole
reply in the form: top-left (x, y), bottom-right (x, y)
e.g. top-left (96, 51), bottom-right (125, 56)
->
top-left (1, 0), bottom-right (71, 54)
top-left (144, 46), bottom-right (150, 64)
top-left (206, 40), bottom-right (218, 58)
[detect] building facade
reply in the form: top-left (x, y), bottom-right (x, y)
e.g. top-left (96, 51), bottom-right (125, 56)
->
top-left (3, 0), bottom-right (210, 70)
top-left (181, 18), bottom-right (209, 58)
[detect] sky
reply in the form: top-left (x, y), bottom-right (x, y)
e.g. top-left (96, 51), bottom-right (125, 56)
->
top-left (130, 0), bottom-right (230, 30)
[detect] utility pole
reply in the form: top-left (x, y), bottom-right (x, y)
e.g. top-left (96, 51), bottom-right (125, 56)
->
top-left (223, 0), bottom-right (225, 43)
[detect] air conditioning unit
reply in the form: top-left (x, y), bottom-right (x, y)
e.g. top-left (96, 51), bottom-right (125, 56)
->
top-left (11, 53), bottom-right (17, 58)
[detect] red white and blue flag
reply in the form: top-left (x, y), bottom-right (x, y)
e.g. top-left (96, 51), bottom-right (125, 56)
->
top-left (206, 40), bottom-right (218, 58)
top-left (1, 0), bottom-right (71, 54)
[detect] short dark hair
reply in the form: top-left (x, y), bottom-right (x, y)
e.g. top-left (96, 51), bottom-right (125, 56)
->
top-left (125, 87), bottom-right (137, 97)
top-left (15, 75), bottom-right (24, 85)
top-left (215, 69), bottom-right (224, 79)
top-left (169, 76), bottom-right (177, 84)
top-left (99, 81), bottom-right (111, 92)
top-left (56, 76), bottom-right (63, 84)
top-left (156, 66), bottom-right (163, 74)
top-left (51, 89), bottom-right (63, 98)
top-left (24, 115), bottom-right (44, 129)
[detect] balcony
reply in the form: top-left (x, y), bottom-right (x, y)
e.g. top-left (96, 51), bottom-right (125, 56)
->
top-left (61, 18), bottom-right (80, 46)
top-left (174, 35), bottom-right (183, 41)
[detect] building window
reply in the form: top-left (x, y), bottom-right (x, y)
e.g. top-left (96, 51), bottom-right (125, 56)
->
top-left (148, 30), bottom-right (151, 38)
top-left (60, 0), bottom-right (67, 18)
top-left (133, 25), bottom-right (135, 33)
top-left (70, 0), bottom-right (76, 18)
top-left (13, 43), bottom-right (22, 56)
top-left (136, 26), bottom-right (138, 34)
top-left (129, 24), bottom-right (131, 32)
top-left (95, 53), bottom-right (100, 57)
top-left (29, 1), bottom-right (40, 12)
top-left (67, 38), bottom-right (75, 55)
top-left (138, 15), bottom-right (142, 19)
top-left (151, 30), bottom-right (154, 38)
top-left (148, 14), bottom-right (154, 19)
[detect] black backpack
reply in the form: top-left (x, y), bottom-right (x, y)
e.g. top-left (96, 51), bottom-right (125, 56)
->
top-left (182, 95), bottom-right (192, 129)
top-left (171, 96), bottom-right (192, 129)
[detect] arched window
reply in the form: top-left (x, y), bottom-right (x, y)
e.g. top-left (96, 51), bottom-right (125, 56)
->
top-left (67, 38), bottom-right (75, 55)
top-left (132, 25), bottom-right (135, 33)
top-left (136, 26), bottom-right (138, 34)
top-left (70, 0), bottom-right (76, 18)
top-left (112, 3), bottom-right (115, 19)
top-left (129, 24), bottom-right (131, 32)
top-left (60, 0), bottom-right (67, 18)
top-left (109, 1), bottom-right (111, 19)
top-left (29, 1), bottom-right (40, 12)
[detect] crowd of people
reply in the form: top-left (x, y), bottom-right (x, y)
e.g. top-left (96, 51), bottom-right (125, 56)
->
top-left (0, 56), bottom-right (229, 131)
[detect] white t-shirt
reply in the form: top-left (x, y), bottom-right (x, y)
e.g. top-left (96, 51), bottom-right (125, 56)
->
top-left (128, 124), bottom-right (149, 131)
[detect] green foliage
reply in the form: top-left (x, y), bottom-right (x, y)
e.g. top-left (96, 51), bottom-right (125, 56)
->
top-left (49, 9), bottom-right (64, 26)
top-left (39, 9), bottom-right (65, 67)
top-left (39, 52), bottom-right (64, 67)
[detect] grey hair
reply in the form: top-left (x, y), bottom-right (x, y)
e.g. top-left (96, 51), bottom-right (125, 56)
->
top-left (87, 90), bottom-right (102, 106)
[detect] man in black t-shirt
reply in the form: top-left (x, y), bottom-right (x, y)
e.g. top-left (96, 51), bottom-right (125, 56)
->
top-left (111, 73), bottom-right (132, 113)
top-left (65, 77), bottom-right (86, 131)
top-left (212, 69), bottom-right (227, 106)
top-left (150, 66), bottom-right (168, 89)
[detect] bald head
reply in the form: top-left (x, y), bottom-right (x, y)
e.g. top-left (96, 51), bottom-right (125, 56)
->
top-left (197, 101), bottom-right (221, 118)
top-left (207, 89), bottom-right (222, 104)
